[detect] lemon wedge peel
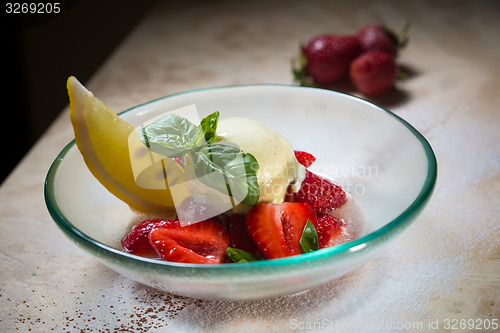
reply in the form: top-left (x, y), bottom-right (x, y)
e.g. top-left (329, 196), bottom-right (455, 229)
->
top-left (67, 76), bottom-right (183, 214)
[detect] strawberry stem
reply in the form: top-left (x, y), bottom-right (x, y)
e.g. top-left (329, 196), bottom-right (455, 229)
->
top-left (398, 22), bottom-right (411, 49)
top-left (291, 48), bottom-right (318, 87)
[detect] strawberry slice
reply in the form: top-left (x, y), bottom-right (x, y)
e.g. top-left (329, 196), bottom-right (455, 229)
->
top-left (316, 213), bottom-right (345, 249)
top-left (148, 219), bottom-right (230, 264)
top-left (292, 170), bottom-right (347, 213)
top-left (294, 150), bottom-right (316, 168)
top-left (245, 203), bottom-right (317, 259)
top-left (228, 214), bottom-right (260, 257)
top-left (122, 218), bottom-right (167, 257)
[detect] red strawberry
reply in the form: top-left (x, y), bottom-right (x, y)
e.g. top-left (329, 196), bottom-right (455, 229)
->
top-left (357, 23), bottom-right (409, 57)
top-left (229, 214), bottom-right (260, 256)
top-left (294, 150), bottom-right (316, 168)
top-left (349, 51), bottom-right (398, 96)
top-left (245, 202), bottom-right (317, 259)
top-left (316, 213), bottom-right (345, 249)
top-left (122, 218), bottom-right (167, 257)
top-left (148, 219), bottom-right (230, 264)
top-left (292, 170), bottom-right (347, 213)
top-left (299, 34), bottom-right (362, 85)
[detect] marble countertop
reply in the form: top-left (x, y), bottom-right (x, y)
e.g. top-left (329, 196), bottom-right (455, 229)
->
top-left (1, 0), bottom-right (499, 331)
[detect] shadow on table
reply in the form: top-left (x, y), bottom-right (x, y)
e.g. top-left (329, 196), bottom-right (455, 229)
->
top-left (307, 62), bottom-right (420, 110)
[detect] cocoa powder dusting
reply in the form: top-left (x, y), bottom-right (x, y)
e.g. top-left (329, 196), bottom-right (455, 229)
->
top-left (2, 280), bottom-right (192, 332)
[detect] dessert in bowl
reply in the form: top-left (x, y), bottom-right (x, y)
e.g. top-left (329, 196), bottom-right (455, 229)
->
top-left (45, 82), bottom-right (436, 300)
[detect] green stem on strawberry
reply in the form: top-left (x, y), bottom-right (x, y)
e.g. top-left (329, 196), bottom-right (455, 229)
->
top-left (397, 22), bottom-right (411, 50)
top-left (380, 21), bottom-right (411, 55)
top-left (291, 53), bottom-right (318, 88)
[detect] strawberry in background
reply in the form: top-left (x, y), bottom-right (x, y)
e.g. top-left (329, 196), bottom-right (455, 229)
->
top-left (293, 23), bottom-right (409, 97)
top-left (357, 24), bottom-right (408, 57)
top-left (298, 35), bottom-right (362, 85)
top-left (350, 51), bottom-right (398, 96)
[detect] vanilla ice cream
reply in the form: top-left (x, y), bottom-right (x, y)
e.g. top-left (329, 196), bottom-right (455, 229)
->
top-left (215, 117), bottom-right (305, 205)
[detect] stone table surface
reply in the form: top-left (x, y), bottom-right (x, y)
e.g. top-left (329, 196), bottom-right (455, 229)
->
top-left (1, 0), bottom-right (499, 332)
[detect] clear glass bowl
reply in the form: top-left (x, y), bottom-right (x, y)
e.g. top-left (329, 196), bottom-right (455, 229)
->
top-left (45, 85), bottom-right (437, 300)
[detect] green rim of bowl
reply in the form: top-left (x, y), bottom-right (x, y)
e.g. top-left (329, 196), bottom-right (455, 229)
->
top-left (44, 85), bottom-right (437, 273)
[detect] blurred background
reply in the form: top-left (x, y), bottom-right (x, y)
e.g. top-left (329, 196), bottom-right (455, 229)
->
top-left (1, 0), bottom-right (158, 183)
top-left (3, 0), bottom-right (499, 186)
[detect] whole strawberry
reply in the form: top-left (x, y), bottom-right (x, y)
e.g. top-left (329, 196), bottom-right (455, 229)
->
top-left (349, 51), bottom-right (397, 96)
top-left (298, 34), bottom-right (362, 85)
top-left (358, 23), bottom-right (409, 57)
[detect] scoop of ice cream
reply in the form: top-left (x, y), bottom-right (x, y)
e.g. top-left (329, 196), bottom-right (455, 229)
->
top-left (215, 117), bottom-right (305, 205)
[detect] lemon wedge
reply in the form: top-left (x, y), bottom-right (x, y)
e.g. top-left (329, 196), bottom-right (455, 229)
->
top-left (67, 76), bottom-right (184, 213)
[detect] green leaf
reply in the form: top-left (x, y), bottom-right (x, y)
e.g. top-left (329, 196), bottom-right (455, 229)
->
top-left (226, 247), bottom-right (261, 263)
top-left (140, 114), bottom-right (206, 158)
top-left (200, 111), bottom-right (219, 144)
top-left (139, 111), bottom-right (262, 208)
top-left (194, 143), bottom-right (260, 206)
top-left (300, 220), bottom-right (319, 253)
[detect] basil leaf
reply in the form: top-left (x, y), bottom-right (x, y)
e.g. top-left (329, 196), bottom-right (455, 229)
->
top-left (194, 143), bottom-right (260, 206)
top-left (226, 247), bottom-right (261, 263)
top-left (200, 111), bottom-right (219, 144)
top-left (140, 114), bottom-right (206, 158)
top-left (300, 220), bottom-right (319, 253)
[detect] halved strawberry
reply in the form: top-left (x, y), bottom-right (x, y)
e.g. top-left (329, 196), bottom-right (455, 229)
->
top-left (292, 170), bottom-right (347, 213)
top-left (149, 219), bottom-right (230, 264)
top-left (245, 202), bottom-right (317, 259)
top-left (122, 218), bottom-right (167, 257)
top-left (294, 150), bottom-right (316, 168)
top-left (229, 214), bottom-right (260, 257)
top-left (316, 213), bottom-right (345, 249)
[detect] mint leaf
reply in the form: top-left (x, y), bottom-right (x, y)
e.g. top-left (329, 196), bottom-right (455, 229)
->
top-left (300, 220), bottom-right (319, 253)
top-left (200, 111), bottom-right (219, 144)
top-left (226, 247), bottom-right (261, 263)
top-left (140, 114), bottom-right (206, 158)
top-left (194, 143), bottom-right (260, 206)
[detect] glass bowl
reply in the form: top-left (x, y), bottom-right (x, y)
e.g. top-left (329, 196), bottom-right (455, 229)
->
top-left (45, 85), bottom-right (437, 300)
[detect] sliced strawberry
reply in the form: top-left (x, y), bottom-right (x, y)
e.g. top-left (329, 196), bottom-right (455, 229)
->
top-left (292, 170), bottom-right (347, 213)
top-left (228, 214), bottom-right (260, 257)
top-left (245, 203), bottom-right (317, 259)
top-left (316, 213), bottom-right (345, 249)
top-left (122, 218), bottom-right (167, 257)
top-left (294, 150), bottom-right (316, 168)
top-left (149, 219), bottom-right (230, 264)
